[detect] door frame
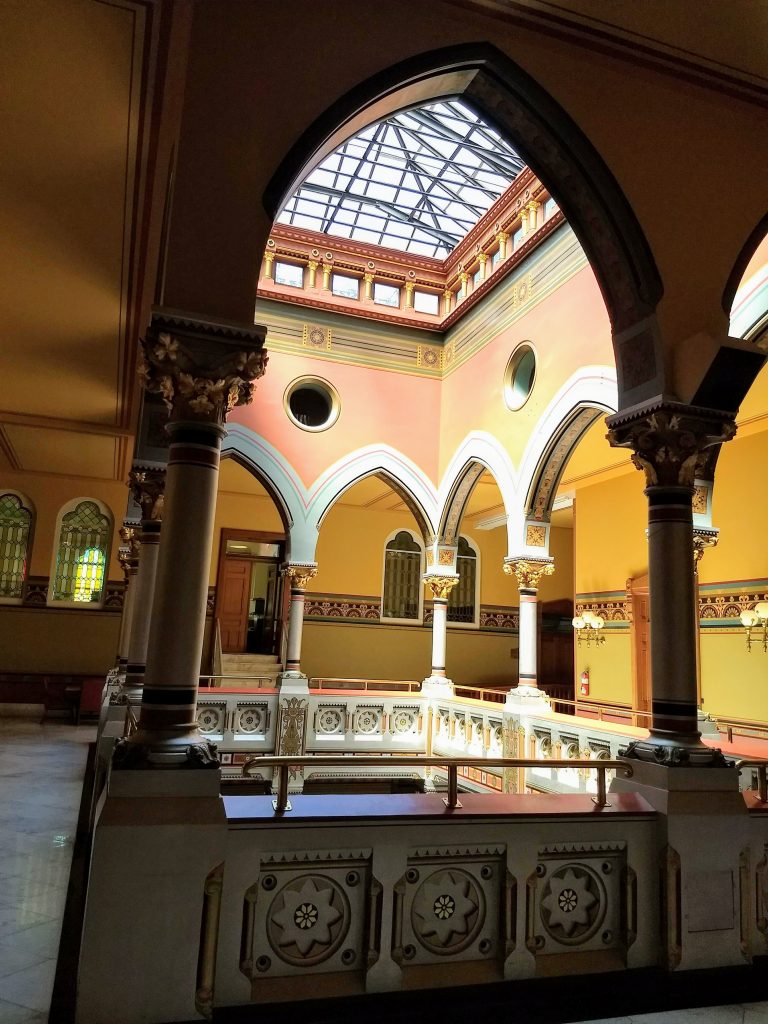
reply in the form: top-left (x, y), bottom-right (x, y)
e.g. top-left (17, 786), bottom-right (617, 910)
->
top-left (628, 573), bottom-right (650, 725)
top-left (213, 528), bottom-right (286, 654)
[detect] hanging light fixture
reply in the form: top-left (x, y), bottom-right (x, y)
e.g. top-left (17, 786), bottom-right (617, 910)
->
top-left (740, 602), bottom-right (768, 652)
top-left (572, 610), bottom-right (606, 647)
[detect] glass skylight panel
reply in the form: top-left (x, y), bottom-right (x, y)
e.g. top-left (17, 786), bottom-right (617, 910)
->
top-left (277, 99), bottom-right (525, 257)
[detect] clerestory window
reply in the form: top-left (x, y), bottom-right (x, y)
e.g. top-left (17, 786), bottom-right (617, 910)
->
top-left (448, 535), bottom-right (478, 625)
top-left (382, 530), bottom-right (423, 622)
top-left (51, 500), bottom-right (111, 605)
top-left (0, 492), bottom-right (33, 600)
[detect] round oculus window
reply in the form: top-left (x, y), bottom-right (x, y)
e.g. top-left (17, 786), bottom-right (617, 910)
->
top-left (284, 377), bottom-right (340, 431)
top-left (504, 343), bottom-right (537, 410)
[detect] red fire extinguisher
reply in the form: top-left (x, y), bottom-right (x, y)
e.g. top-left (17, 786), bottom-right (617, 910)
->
top-left (579, 670), bottom-right (590, 697)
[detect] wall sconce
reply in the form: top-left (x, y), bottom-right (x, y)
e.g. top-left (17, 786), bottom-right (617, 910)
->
top-left (740, 602), bottom-right (768, 652)
top-left (572, 610), bottom-right (606, 647)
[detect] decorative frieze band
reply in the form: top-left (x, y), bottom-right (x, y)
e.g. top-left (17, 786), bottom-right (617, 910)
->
top-left (577, 581), bottom-right (768, 629)
top-left (5, 576), bottom-right (126, 611)
top-left (302, 593), bottom-right (519, 632)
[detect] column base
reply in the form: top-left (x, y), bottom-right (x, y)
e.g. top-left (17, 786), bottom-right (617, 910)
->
top-left (620, 731), bottom-right (731, 768)
top-left (504, 685), bottom-right (551, 712)
top-left (421, 675), bottom-right (454, 696)
top-left (113, 729), bottom-right (219, 770)
top-left (277, 671), bottom-right (309, 695)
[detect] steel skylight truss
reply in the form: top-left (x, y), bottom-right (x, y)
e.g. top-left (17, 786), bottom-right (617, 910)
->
top-left (277, 99), bottom-right (526, 258)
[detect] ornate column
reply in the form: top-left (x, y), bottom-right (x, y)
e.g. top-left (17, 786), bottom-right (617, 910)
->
top-left (262, 251), bottom-right (274, 281)
top-left (526, 200), bottom-right (540, 233)
top-left (321, 262), bottom-right (332, 290)
top-left (693, 528), bottom-right (718, 716)
top-left (307, 259), bottom-right (318, 289)
top-left (120, 466), bottom-right (166, 703)
top-left (443, 288), bottom-right (453, 316)
top-left (477, 252), bottom-right (488, 282)
top-left (458, 272), bottom-right (469, 300)
top-left (404, 281), bottom-right (415, 309)
top-left (496, 230), bottom-right (509, 260)
top-left (363, 272), bottom-right (374, 301)
top-left (422, 574), bottom-right (459, 695)
top-left (503, 557), bottom-right (554, 698)
top-left (279, 563), bottom-right (317, 681)
top-left (114, 527), bottom-right (139, 679)
top-left (519, 207), bottom-right (529, 236)
top-left (115, 310), bottom-right (267, 768)
top-left (607, 401), bottom-right (735, 765)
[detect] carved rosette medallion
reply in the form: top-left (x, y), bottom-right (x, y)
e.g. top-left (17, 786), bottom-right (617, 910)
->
top-left (128, 466), bottom-right (166, 522)
top-left (281, 564), bottom-right (318, 590)
top-left (138, 313), bottom-right (268, 425)
top-left (606, 402), bottom-right (736, 489)
top-left (540, 864), bottom-right (606, 945)
top-left (423, 574), bottom-right (460, 600)
top-left (504, 558), bottom-right (555, 590)
top-left (411, 868), bottom-right (484, 956)
top-left (196, 705), bottom-right (225, 734)
top-left (266, 875), bottom-right (351, 967)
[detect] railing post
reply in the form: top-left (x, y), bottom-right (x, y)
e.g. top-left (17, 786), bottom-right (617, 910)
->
top-left (444, 762), bottom-right (461, 809)
top-left (592, 764), bottom-right (609, 809)
top-left (273, 764), bottom-right (291, 814)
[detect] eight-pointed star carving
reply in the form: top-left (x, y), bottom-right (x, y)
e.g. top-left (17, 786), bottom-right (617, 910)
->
top-left (541, 867), bottom-right (596, 937)
top-left (271, 878), bottom-right (342, 955)
top-left (414, 873), bottom-right (478, 946)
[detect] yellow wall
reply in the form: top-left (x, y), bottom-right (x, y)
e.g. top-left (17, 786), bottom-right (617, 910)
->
top-left (0, 607), bottom-right (120, 675)
top-left (1, 468), bottom-right (128, 579)
top-left (303, 620), bottom-right (516, 688)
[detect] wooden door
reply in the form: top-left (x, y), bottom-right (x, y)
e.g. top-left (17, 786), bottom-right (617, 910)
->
top-left (629, 575), bottom-right (651, 722)
top-left (219, 558), bottom-right (251, 652)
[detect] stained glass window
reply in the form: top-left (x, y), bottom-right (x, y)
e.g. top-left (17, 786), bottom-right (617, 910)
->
top-left (0, 493), bottom-right (32, 599)
top-left (52, 500), bottom-right (110, 603)
top-left (382, 530), bottom-right (422, 621)
top-left (448, 536), bottom-right (477, 624)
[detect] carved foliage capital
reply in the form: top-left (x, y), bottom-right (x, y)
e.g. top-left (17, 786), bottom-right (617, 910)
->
top-left (423, 574), bottom-right (459, 600)
top-left (118, 526), bottom-right (140, 575)
top-left (504, 558), bottom-right (555, 590)
top-left (281, 565), bottom-right (318, 590)
top-left (128, 467), bottom-right (166, 522)
top-left (138, 320), bottom-right (268, 425)
top-left (606, 405), bottom-right (735, 489)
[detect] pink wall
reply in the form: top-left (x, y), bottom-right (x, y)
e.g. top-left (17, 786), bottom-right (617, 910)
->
top-left (439, 267), bottom-right (613, 475)
top-left (229, 351), bottom-right (442, 487)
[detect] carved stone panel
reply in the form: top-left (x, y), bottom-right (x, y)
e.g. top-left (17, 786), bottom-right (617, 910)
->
top-left (240, 849), bottom-right (376, 987)
top-left (315, 705), bottom-right (346, 736)
top-left (354, 706), bottom-right (383, 736)
top-left (234, 702), bottom-right (270, 736)
top-left (196, 703), bottom-right (226, 735)
top-left (390, 706), bottom-right (419, 736)
top-left (393, 846), bottom-right (512, 969)
top-left (527, 842), bottom-right (631, 960)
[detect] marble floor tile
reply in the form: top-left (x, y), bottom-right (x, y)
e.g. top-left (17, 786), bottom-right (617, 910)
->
top-left (0, 998), bottom-right (43, 1024)
top-left (0, 959), bottom-right (57, 1013)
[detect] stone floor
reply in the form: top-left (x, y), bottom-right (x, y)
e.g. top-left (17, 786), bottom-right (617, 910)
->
top-left (576, 1008), bottom-right (768, 1023)
top-left (0, 717), bottom-right (94, 1024)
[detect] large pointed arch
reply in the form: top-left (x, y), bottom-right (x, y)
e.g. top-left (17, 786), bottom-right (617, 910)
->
top-left (307, 445), bottom-right (439, 546)
top-left (264, 43), bottom-right (663, 406)
top-left (517, 369), bottom-right (618, 528)
top-left (438, 432), bottom-right (518, 551)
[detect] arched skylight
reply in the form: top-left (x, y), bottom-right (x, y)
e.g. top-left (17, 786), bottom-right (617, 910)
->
top-left (277, 100), bottom-right (526, 259)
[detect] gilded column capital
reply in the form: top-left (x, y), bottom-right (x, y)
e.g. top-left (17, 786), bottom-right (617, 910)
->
top-left (307, 259), bottom-right (319, 271)
top-left (504, 557), bottom-right (555, 590)
top-left (693, 527), bottom-right (719, 567)
top-left (118, 525), bottom-right (140, 579)
top-left (496, 230), bottom-right (509, 243)
top-left (459, 272), bottom-right (469, 284)
top-left (477, 253), bottom-right (488, 264)
top-left (263, 251), bottom-right (275, 265)
top-left (405, 281), bottom-right (415, 293)
top-left (423, 574), bottom-right (459, 600)
top-left (280, 564), bottom-right (318, 590)
top-left (138, 310), bottom-right (268, 426)
top-left (128, 466), bottom-right (166, 522)
top-left (606, 401), bottom-right (736, 489)
top-left (363, 273), bottom-right (375, 284)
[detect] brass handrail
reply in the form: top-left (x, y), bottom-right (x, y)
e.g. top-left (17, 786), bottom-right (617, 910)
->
top-left (198, 674), bottom-right (277, 686)
top-left (737, 759), bottom-right (768, 803)
top-left (310, 677), bottom-right (421, 693)
top-left (241, 755), bottom-right (634, 814)
top-left (718, 716), bottom-right (768, 744)
top-left (549, 697), bottom-right (653, 724)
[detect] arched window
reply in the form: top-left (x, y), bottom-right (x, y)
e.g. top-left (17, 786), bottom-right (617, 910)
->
top-left (0, 492), bottom-right (33, 600)
top-left (382, 530), bottom-right (423, 622)
top-left (448, 535), bottom-right (478, 625)
top-left (51, 500), bottom-right (111, 604)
